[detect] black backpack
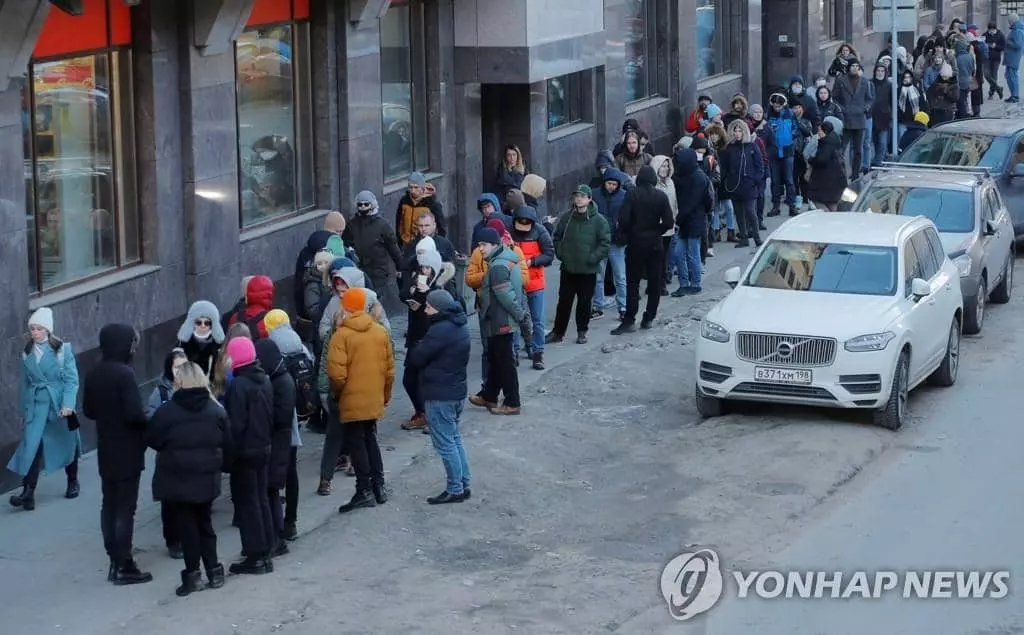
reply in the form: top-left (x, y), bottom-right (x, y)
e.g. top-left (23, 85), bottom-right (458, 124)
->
top-left (283, 352), bottom-right (317, 418)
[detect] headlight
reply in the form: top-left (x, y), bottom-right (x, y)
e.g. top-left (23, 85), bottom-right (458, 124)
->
top-left (701, 320), bottom-right (731, 343)
top-left (951, 253), bottom-right (971, 277)
top-left (841, 188), bottom-right (859, 203)
top-left (845, 331), bottom-right (896, 352)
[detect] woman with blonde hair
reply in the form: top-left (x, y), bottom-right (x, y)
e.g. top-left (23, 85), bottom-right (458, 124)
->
top-left (494, 144), bottom-right (526, 200)
top-left (146, 362), bottom-right (231, 596)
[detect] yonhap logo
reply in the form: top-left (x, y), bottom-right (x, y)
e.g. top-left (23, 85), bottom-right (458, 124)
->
top-left (660, 548), bottom-right (724, 621)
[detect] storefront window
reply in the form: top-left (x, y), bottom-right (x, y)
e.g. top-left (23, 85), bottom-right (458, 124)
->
top-left (23, 51), bottom-right (139, 292)
top-left (381, 0), bottom-right (430, 182)
top-left (236, 23), bottom-right (316, 228)
top-left (625, 0), bottom-right (660, 101)
top-left (696, 0), bottom-right (725, 80)
top-left (821, 0), bottom-right (840, 41)
top-left (547, 73), bottom-right (586, 129)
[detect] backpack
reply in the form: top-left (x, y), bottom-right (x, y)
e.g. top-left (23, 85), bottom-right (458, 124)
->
top-left (283, 352), bottom-right (317, 418)
top-left (244, 311), bottom-right (267, 341)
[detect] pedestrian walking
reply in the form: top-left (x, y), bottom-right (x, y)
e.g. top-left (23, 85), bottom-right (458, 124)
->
top-left (612, 166), bottom-right (674, 334)
top-left (406, 289), bottom-right (473, 504)
top-left (469, 229), bottom-right (530, 415)
top-left (984, 21), bottom-right (1006, 99)
top-left (223, 337), bottom-right (276, 575)
top-left (146, 362), bottom-right (230, 597)
top-left (145, 347), bottom-right (188, 560)
top-left (671, 148), bottom-right (714, 296)
top-left (177, 301), bottom-right (224, 379)
top-left (254, 339), bottom-right (296, 559)
top-left (327, 288), bottom-right (395, 513)
top-left (547, 186), bottom-right (611, 345)
top-left (83, 323), bottom-right (152, 585)
top-left (7, 308), bottom-right (81, 512)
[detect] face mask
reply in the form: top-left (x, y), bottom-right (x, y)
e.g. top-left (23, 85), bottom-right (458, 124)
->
top-left (260, 150), bottom-right (277, 160)
top-left (903, 79), bottom-right (912, 85)
top-left (791, 85), bottom-right (804, 95)
top-left (695, 150), bottom-right (706, 159)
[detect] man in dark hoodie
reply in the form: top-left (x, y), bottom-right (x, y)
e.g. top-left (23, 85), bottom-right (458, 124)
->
top-left (588, 150), bottom-right (617, 192)
top-left (83, 323), bottom-right (152, 585)
top-left (591, 167), bottom-right (630, 320)
top-left (471, 193), bottom-right (513, 246)
top-left (612, 118), bottom-right (649, 157)
top-left (787, 75), bottom-right (820, 127)
top-left (612, 166), bottom-right (674, 334)
top-left (511, 204), bottom-right (555, 370)
top-left (344, 190), bottom-right (403, 314)
top-left (253, 339), bottom-right (296, 559)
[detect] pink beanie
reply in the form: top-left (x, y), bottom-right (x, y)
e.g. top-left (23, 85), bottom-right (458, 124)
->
top-left (225, 337), bottom-right (256, 370)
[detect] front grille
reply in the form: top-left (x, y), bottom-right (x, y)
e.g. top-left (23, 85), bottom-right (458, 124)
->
top-left (839, 373), bottom-right (883, 394)
top-left (735, 332), bottom-right (838, 367)
top-left (699, 362), bottom-right (733, 384)
top-left (731, 382), bottom-right (837, 400)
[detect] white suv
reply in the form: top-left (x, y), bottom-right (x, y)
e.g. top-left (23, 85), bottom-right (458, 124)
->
top-left (695, 212), bottom-right (963, 430)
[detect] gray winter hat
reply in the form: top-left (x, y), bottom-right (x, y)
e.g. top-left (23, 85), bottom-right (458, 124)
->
top-left (426, 289), bottom-right (459, 313)
top-left (178, 300), bottom-right (225, 344)
top-left (408, 171), bottom-right (427, 187)
top-left (355, 190), bottom-right (378, 208)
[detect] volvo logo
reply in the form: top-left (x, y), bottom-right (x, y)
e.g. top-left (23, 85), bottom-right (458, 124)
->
top-left (777, 342), bottom-right (794, 358)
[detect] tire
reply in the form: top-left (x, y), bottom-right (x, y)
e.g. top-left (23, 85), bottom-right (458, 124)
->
top-left (990, 252), bottom-right (1014, 304)
top-left (873, 352), bottom-right (909, 431)
top-left (962, 275), bottom-right (986, 335)
top-left (928, 317), bottom-right (960, 387)
top-left (695, 383), bottom-right (726, 418)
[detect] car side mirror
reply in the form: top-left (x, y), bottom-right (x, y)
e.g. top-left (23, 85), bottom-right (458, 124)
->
top-left (1012, 163), bottom-right (1024, 177)
top-left (910, 278), bottom-right (931, 301)
top-left (724, 266), bottom-right (742, 289)
top-left (984, 219), bottom-right (998, 236)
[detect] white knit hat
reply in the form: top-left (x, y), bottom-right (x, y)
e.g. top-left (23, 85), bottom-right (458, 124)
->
top-left (28, 307), bottom-right (53, 333)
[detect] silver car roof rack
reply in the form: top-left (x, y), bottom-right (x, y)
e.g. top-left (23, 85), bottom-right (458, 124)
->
top-left (875, 162), bottom-right (992, 177)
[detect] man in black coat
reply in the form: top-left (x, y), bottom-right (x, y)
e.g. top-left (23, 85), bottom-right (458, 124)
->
top-left (83, 323), bottom-right (152, 585)
top-left (672, 148), bottom-right (715, 297)
top-left (254, 339), bottom-right (296, 556)
top-left (222, 337), bottom-right (276, 575)
top-left (612, 165), bottom-right (675, 334)
top-left (343, 190), bottom-right (403, 314)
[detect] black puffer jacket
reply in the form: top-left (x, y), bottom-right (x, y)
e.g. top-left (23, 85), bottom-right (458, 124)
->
top-left (342, 213), bottom-right (402, 286)
top-left (223, 362), bottom-right (274, 463)
top-left (146, 388), bottom-right (230, 503)
top-left (83, 323), bottom-right (147, 481)
top-left (617, 166), bottom-right (674, 248)
top-left (673, 149), bottom-right (715, 240)
top-left (254, 340), bottom-right (296, 488)
top-left (406, 304), bottom-right (471, 402)
top-left (806, 130), bottom-right (848, 205)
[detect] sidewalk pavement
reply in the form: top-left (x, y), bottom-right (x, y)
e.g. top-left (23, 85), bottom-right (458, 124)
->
top-left (0, 213), bottom-right (782, 634)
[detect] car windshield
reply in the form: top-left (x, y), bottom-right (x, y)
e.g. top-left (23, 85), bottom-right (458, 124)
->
top-left (745, 240), bottom-right (898, 296)
top-left (899, 132), bottom-right (1012, 169)
top-left (853, 186), bottom-right (975, 233)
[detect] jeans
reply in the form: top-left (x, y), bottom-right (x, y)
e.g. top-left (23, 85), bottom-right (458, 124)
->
top-left (319, 403), bottom-right (344, 482)
top-left (711, 199), bottom-right (736, 231)
top-left (402, 356), bottom-right (424, 415)
top-left (769, 155), bottom-right (796, 209)
top-left (1007, 65), bottom-right (1020, 99)
top-left (734, 198), bottom-right (761, 244)
top-left (624, 243), bottom-right (664, 325)
top-left (552, 270), bottom-right (596, 336)
top-left (526, 290), bottom-right (545, 354)
top-left (231, 458), bottom-right (275, 557)
top-left (862, 117), bottom-right (874, 169)
top-left (677, 236), bottom-right (703, 289)
top-left (872, 126), bottom-right (890, 165)
top-left (480, 333), bottom-right (520, 407)
top-left (956, 89), bottom-right (971, 118)
top-left (841, 128), bottom-right (865, 178)
top-left (101, 475), bottom-right (141, 564)
top-left (343, 419), bottom-right (384, 491)
top-left (593, 245), bottom-right (627, 312)
top-left (168, 501), bottom-right (218, 573)
top-left (284, 447), bottom-right (298, 525)
top-left (425, 400), bottom-right (471, 495)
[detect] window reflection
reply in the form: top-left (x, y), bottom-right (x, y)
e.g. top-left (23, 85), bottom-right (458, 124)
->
top-left (856, 186), bottom-right (975, 233)
top-left (381, 0), bottom-right (429, 182)
top-left (696, 0), bottom-right (720, 80)
top-left (625, 0), bottom-right (656, 101)
top-left (899, 132), bottom-right (1010, 169)
top-left (547, 73), bottom-right (585, 129)
top-left (746, 240), bottom-right (898, 296)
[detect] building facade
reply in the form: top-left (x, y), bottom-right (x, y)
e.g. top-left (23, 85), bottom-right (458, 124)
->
top-left (0, 0), bottom-right (1000, 473)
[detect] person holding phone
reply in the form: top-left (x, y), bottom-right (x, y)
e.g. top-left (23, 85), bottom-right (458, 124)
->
top-left (8, 307), bottom-right (82, 511)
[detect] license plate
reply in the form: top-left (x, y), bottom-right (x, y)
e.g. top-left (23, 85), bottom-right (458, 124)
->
top-left (754, 366), bottom-right (812, 385)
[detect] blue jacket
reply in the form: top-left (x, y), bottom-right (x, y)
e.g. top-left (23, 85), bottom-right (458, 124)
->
top-left (767, 107), bottom-right (796, 158)
top-left (593, 168), bottom-right (630, 245)
top-left (470, 193), bottom-right (513, 246)
top-left (406, 304), bottom-right (471, 402)
top-left (1006, 19), bottom-right (1024, 68)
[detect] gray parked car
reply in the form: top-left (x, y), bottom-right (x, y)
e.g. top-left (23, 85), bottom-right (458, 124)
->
top-left (850, 166), bottom-right (1015, 334)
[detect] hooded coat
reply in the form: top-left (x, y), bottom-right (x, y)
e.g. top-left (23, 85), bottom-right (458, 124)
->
top-left (479, 245), bottom-right (529, 338)
top-left (511, 205), bottom-right (555, 293)
top-left (833, 67), bottom-right (874, 130)
top-left (593, 168), bottom-right (630, 245)
top-left (870, 65), bottom-right (895, 130)
top-left (471, 193), bottom-right (513, 246)
top-left (927, 64), bottom-right (960, 112)
top-left (227, 276), bottom-right (275, 340)
top-left (787, 76), bottom-right (821, 126)
top-left (146, 388), bottom-right (230, 504)
top-left (719, 123), bottom-right (764, 202)
top-left (343, 198), bottom-right (403, 287)
top-left (553, 201), bottom-right (611, 275)
top-left (614, 132), bottom-right (653, 178)
top-left (83, 324), bottom-right (147, 481)
top-left (589, 150), bottom-right (622, 192)
top-left (400, 252), bottom-right (459, 348)
top-left (814, 86), bottom-right (846, 123)
top-left (899, 120), bottom-right (929, 152)
top-left (395, 190), bottom-right (446, 248)
top-left (254, 339), bottom-right (296, 488)
top-left (326, 312), bottom-right (395, 423)
top-left (177, 300), bottom-right (224, 378)
top-left (954, 39), bottom-right (976, 90)
top-left (223, 358), bottom-right (274, 463)
top-left (766, 96), bottom-right (797, 158)
top-left (650, 155), bottom-right (679, 224)
top-left (722, 94), bottom-right (749, 128)
top-left (405, 302), bottom-right (471, 402)
top-left (806, 118), bottom-right (848, 205)
top-left (672, 148), bottom-right (715, 240)
top-left (617, 166), bottom-right (674, 247)
top-left (146, 349), bottom-right (182, 420)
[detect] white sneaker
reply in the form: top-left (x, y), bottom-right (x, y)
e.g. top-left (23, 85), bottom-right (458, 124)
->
top-left (707, 248), bottom-right (715, 257)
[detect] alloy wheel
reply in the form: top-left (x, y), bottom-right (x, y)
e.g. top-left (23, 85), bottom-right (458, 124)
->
top-left (896, 359), bottom-right (908, 424)
top-left (975, 286), bottom-right (985, 327)
top-left (948, 323), bottom-right (960, 381)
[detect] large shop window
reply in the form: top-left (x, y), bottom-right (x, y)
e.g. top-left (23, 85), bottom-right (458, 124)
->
top-left (821, 0), bottom-right (841, 41)
top-left (625, 0), bottom-right (662, 101)
top-left (547, 73), bottom-right (586, 130)
top-left (381, 0), bottom-right (430, 183)
top-left (696, 0), bottom-right (729, 80)
top-left (24, 0), bottom-right (138, 293)
top-left (236, 9), bottom-right (315, 228)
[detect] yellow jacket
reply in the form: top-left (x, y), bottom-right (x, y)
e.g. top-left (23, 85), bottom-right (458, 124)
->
top-left (326, 312), bottom-right (395, 423)
top-left (465, 244), bottom-right (529, 296)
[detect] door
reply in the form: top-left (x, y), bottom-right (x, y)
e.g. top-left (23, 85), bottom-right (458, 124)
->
top-left (979, 188), bottom-right (1001, 293)
top-left (986, 187), bottom-right (1014, 284)
top-left (905, 231), bottom-right (946, 377)
top-left (1000, 134), bottom-right (1024, 234)
top-left (480, 84), bottom-right (532, 198)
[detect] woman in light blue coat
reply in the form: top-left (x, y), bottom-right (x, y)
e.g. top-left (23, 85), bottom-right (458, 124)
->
top-left (7, 307), bottom-right (81, 511)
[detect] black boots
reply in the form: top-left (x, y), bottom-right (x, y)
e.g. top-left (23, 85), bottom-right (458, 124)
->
top-left (206, 564), bottom-right (226, 589)
top-left (338, 487), bottom-right (376, 513)
top-left (65, 478), bottom-right (80, 499)
top-left (281, 521), bottom-right (299, 542)
top-left (427, 491), bottom-right (466, 505)
top-left (9, 486), bottom-right (35, 511)
top-left (112, 559), bottom-right (153, 585)
top-left (532, 352), bottom-right (545, 370)
top-left (229, 555), bottom-right (273, 575)
top-left (176, 570), bottom-right (203, 597)
top-left (167, 543), bottom-right (184, 560)
top-left (371, 477), bottom-right (389, 505)
top-left (611, 322), bottom-right (637, 335)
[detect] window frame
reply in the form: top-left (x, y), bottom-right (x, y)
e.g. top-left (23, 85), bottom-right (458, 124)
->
top-left (233, 18), bottom-right (317, 230)
top-left (696, 0), bottom-right (731, 80)
top-left (911, 231), bottom-right (940, 279)
top-left (924, 227), bottom-right (946, 266)
top-left (546, 72), bottom-right (588, 131)
top-left (820, 0), bottom-right (841, 42)
top-left (902, 236), bottom-right (924, 296)
top-left (379, 0), bottom-right (431, 184)
top-left (625, 0), bottom-right (663, 102)
top-left (24, 46), bottom-right (140, 295)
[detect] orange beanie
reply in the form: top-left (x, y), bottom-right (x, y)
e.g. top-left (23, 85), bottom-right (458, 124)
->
top-left (342, 287), bottom-right (367, 314)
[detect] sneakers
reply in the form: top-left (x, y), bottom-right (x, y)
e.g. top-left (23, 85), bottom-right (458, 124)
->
top-left (317, 479), bottom-right (332, 496)
top-left (707, 247), bottom-right (715, 257)
top-left (532, 352), bottom-right (545, 370)
top-left (338, 489), bottom-right (377, 513)
top-left (469, 394), bottom-right (498, 408)
top-left (545, 332), bottom-right (564, 344)
top-left (590, 308), bottom-right (604, 320)
top-left (427, 491), bottom-right (466, 505)
top-left (611, 322), bottom-right (637, 335)
top-left (671, 286), bottom-right (689, 297)
top-left (401, 413), bottom-right (427, 430)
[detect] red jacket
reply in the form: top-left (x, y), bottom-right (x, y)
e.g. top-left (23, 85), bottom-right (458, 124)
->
top-left (685, 107), bottom-right (706, 134)
top-left (229, 275), bottom-right (275, 339)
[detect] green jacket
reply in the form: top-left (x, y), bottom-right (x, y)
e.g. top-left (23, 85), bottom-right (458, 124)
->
top-left (479, 245), bottom-right (528, 338)
top-left (553, 202), bottom-right (611, 274)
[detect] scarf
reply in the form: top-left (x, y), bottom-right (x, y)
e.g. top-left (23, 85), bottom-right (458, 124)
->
top-left (898, 84), bottom-right (922, 112)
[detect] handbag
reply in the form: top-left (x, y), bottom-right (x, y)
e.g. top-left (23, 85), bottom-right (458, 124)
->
top-left (66, 412), bottom-right (80, 431)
